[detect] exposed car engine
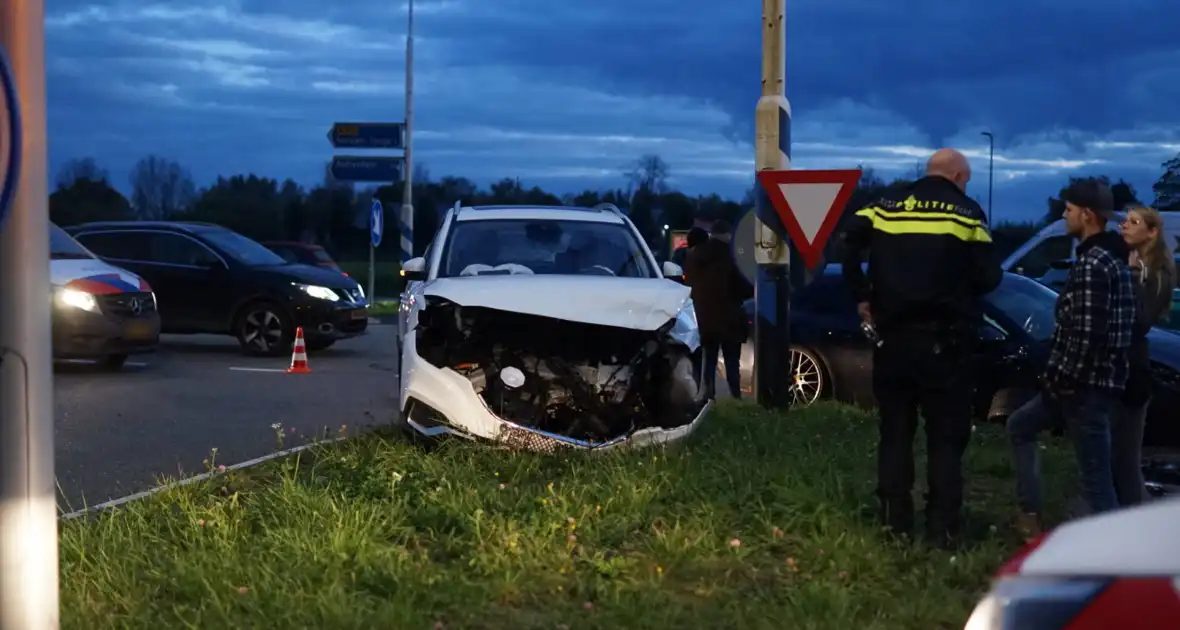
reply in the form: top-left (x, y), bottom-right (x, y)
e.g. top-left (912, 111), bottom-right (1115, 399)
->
top-left (415, 298), bottom-right (702, 444)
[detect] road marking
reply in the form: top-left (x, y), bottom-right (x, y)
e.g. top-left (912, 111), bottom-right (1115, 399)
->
top-left (228, 367), bottom-right (288, 373)
top-left (126, 362), bottom-right (148, 367)
top-left (60, 437), bottom-right (348, 520)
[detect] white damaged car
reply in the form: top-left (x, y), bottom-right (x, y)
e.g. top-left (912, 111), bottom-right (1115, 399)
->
top-left (395, 203), bottom-right (710, 452)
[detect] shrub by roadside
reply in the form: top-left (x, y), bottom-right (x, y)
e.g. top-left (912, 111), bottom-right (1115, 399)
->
top-left (59, 401), bottom-right (1073, 629)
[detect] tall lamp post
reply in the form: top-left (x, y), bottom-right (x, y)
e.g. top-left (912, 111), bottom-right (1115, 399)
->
top-left (980, 131), bottom-right (994, 225)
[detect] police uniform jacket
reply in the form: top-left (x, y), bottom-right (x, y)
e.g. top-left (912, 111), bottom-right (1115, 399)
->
top-left (840, 175), bottom-right (1002, 335)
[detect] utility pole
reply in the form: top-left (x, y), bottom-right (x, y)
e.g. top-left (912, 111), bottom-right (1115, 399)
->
top-left (0, 0), bottom-right (62, 627)
top-left (753, 0), bottom-right (792, 410)
top-left (399, 0), bottom-right (415, 266)
top-left (981, 131), bottom-right (994, 225)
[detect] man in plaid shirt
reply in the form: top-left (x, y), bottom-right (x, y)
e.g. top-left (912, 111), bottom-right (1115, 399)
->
top-left (1006, 178), bottom-right (1136, 539)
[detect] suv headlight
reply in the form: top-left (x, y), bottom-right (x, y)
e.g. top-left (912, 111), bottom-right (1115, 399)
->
top-left (294, 283), bottom-right (341, 301)
top-left (54, 287), bottom-right (99, 312)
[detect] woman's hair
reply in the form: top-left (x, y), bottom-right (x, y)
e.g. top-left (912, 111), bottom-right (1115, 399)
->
top-left (1127, 206), bottom-right (1175, 276)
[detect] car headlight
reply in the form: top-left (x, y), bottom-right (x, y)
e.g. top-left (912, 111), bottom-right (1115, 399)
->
top-left (150, 292), bottom-right (157, 310)
top-left (54, 287), bottom-right (99, 312)
top-left (964, 577), bottom-right (1107, 630)
top-left (355, 283), bottom-right (365, 299)
top-left (294, 283), bottom-right (340, 301)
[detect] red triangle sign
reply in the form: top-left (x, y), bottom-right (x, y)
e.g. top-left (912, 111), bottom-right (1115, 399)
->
top-left (756, 169), bottom-right (861, 270)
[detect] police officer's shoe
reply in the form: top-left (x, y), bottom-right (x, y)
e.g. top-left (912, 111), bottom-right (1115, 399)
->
top-left (1013, 512), bottom-right (1044, 543)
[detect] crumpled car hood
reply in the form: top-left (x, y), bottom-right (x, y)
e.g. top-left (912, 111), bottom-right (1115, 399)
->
top-left (423, 275), bottom-right (692, 331)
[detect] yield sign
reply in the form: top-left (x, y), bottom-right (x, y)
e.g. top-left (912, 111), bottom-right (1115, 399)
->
top-left (756, 168), bottom-right (861, 270)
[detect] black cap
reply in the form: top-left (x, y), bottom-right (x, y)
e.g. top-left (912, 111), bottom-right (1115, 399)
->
top-left (1062, 178), bottom-right (1116, 220)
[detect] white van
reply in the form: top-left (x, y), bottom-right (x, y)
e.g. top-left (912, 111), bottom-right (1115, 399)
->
top-left (1001, 211), bottom-right (1180, 279)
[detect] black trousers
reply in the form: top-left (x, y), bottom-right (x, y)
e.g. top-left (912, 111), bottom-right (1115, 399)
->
top-left (872, 328), bottom-right (974, 536)
top-left (700, 340), bottom-right (742, 399)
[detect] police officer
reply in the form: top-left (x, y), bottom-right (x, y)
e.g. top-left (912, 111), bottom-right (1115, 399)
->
top-left (841, 148), bottom-right (1002, 547)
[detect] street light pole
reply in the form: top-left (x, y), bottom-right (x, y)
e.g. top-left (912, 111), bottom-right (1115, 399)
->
top-left (980, 131), bottom-right (994, 225)
top-left (399, 0), bottom-right (415, 268)
top-left (0, 0), bottom-right (61, 627)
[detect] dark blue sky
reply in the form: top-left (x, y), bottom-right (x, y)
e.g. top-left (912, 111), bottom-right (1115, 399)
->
top-left (44, 0), bottom-right (1180, 224)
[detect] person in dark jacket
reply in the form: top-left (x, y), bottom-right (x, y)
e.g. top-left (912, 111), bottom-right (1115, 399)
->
top-left (1006, 178), bottom-right (1136, 540)
top-left (685, 220), bottom-right (751, 399)
top-left (1113, 205), bottom-right (1176, 507)
top-left (671, 227), bottom-right (708, 271)
top-left (841, 148), bottom-right (1002, 547)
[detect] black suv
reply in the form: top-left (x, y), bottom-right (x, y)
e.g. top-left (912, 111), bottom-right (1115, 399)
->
top-left (67, 222), bottom-right (369, 356)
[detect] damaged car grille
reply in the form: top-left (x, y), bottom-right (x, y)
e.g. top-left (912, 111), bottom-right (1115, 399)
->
top-left (415, 298), bottom-right (702, 445)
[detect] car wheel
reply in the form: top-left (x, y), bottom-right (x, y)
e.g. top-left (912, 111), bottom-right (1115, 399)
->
top-left (235, 301), bottom-right (293, 357)
top-left (100, 354), bottom-right (128, 371)
top-left (788, 346), bottom-right (826, 407)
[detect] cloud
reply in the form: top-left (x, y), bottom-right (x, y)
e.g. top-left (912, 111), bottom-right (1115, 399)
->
top-left (43, 0), bottom-right (1180, 225)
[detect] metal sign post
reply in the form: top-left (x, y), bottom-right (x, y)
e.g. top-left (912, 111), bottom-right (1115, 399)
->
top-left (0, 0), bottom-right (62, 626)
top-left (753, 0), bottom-right (792, 410)
top-left (400, 0), bottom-right (416, 267)
top-left (369, 198), bottom-right (383, 300)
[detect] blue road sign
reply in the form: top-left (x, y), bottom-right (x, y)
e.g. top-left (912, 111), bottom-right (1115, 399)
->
top-left (327, 122), bottom-right (405, 149)
top-left (370, 198), bottom-right (383, 247)
top-left (329, 156), bottom-right (404, 183)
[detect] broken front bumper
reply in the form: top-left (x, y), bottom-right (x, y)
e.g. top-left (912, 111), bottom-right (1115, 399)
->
top-left (399, 332), bottom-right (714, 453)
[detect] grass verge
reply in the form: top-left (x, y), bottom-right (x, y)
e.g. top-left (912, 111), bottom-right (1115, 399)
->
top-left (60, 401), bottom-right (1073, 630)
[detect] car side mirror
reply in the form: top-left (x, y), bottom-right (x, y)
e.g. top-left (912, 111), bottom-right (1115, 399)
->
top-left (662, 261), bottom-right (683, 278)
top-left (401, 257), bottom-right (427, 281)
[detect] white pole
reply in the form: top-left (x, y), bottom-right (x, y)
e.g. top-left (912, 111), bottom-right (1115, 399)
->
top-left (752, 0), bottom-right (792, 408)
top-left (399, 0), bottom-right (415, 267)
top-left (0, 0), bottom-right (62, 626)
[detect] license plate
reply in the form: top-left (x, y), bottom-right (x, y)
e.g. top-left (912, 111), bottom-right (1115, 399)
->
top-left (351, 309), bottom-right (368, 320)
top-left (123, 320), bottom-right (155, 340)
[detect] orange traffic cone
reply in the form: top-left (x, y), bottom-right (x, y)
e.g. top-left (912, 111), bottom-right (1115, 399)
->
top-left (287, 327), bottom-right (312, 374)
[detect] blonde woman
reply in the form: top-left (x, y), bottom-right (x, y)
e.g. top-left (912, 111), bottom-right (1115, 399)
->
top-left (1116, 205), bottom-right (1176, 507)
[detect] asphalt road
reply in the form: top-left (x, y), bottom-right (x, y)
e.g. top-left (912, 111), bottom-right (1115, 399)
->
top-left (53, 323), bottom-right (400, 510)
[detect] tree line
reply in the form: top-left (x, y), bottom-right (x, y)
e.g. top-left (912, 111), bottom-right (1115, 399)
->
top-left (48, 150), bottom-right (1180, 265)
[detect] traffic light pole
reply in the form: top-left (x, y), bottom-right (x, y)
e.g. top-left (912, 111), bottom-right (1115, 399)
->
top-left (0, 0), bottom-right (62, 627)
top-left (753, 0), bottom-right (792, 410)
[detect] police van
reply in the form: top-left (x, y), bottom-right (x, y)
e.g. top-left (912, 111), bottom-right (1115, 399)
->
top-left (1002, 211), bottom-right (1180, 280)
top-left (50, 222), bottom-right (160, 369)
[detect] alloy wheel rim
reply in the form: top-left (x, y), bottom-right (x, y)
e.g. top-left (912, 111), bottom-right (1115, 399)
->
top-left (243, 310), bottom-right (284, 351)
top-left (788, 349), bottom-right (823, 406)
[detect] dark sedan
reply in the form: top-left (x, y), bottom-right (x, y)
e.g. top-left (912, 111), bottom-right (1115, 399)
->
top-left (67, 222), bottom-right (369, 356)
top-left (729, 266), bottom-right (1180, 456)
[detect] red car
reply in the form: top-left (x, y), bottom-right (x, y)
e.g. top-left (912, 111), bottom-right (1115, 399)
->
top-left (262, 241), bottom-right (347, 276)
top-left (964, 498), bottom-right (1180, 629)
